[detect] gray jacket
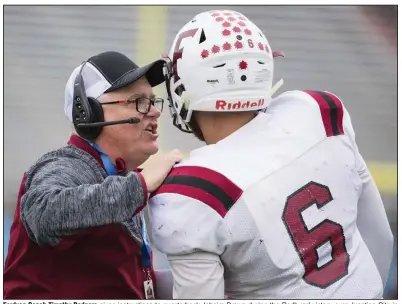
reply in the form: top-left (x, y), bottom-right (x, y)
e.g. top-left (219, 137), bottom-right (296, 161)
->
top-left (20, 141), bottom-right (147, 247)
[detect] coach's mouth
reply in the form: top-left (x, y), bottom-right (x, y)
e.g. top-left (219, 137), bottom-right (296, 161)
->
top-left (145, 122), bottom-right (158, 134)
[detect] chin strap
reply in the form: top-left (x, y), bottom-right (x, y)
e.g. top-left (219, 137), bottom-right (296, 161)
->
top-left (271, 78), bottom-right (284, 97)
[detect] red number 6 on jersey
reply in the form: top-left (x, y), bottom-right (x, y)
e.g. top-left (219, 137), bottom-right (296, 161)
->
top-left (282, 182), bottom-right (350, 288)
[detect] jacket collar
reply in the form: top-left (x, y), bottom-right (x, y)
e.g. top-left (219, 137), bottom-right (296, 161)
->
top-left (67, 135), bottom-right (127, 175)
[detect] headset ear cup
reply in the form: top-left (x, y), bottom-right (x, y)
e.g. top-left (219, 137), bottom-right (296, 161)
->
top-left (75, 98), bottom-right (104, 141)
top-left (88, 97), bottom-right (104, 124)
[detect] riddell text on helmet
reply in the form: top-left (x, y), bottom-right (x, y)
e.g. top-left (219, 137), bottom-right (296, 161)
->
top-left (215, 99), bottom-right (265, 110)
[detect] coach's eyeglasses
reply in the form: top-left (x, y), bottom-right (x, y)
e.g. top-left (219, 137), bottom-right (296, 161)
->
top-left (102, 95), bottom-right (164, 114)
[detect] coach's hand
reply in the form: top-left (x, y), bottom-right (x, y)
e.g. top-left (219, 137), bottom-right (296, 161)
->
top-left (141, 149), bottom-right (183, 192)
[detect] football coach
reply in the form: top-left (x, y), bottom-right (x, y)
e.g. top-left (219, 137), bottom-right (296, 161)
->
top-left (4, 51), bottom-right (182, 299)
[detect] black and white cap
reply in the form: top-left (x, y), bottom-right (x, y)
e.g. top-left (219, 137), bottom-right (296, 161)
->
top-left (64, 51), bottom-right (165, 121)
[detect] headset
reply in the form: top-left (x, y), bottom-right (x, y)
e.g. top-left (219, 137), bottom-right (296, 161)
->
top-left (72, 61), bottom-right (140, 141)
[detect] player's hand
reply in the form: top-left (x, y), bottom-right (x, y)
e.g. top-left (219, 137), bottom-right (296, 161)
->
top-left (140, 149), bottom-right (183, 192)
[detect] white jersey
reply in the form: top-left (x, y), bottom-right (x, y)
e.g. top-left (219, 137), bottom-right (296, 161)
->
top-left (149, 90), bottom-right (393, 299)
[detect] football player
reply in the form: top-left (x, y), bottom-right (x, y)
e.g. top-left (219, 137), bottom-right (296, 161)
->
top-left (149, 10), bottom-right (394, 299)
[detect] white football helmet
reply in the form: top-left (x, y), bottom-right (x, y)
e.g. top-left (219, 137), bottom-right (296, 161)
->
top-left (162, 10), bottom-right (284, 133)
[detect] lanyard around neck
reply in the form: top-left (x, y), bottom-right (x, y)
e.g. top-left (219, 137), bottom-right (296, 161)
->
top-left (87, 142), bottom-right (117, 176)
top-left (87, 141), bottom-right (152, 269)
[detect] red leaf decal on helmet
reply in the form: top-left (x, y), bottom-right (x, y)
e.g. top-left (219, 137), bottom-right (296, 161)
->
top-left (223, 42), bottom-right (232, 51)
top-left (201, 49), bottom-right (209, 59)
top-left (222, 29), bottom-right (231, 36)
top-left (212, 45), bottom-right (220, 54)
top-left (234, 41), bottom-right (243, 49)
top-left (233, 26), bottom-right (241, 33)
top-left (239, 60), bottom-right (248, 70)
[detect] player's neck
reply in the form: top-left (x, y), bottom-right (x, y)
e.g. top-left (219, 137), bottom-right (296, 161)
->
top-left (197, 112), bottom-right (256, 145)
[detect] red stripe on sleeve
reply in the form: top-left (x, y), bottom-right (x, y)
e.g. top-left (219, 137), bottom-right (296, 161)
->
top-left (168, 166), bottom-right (242, 202)
top-left (324, 91), bottom-right (344, 135)
top-left (303, 90), bottom-right (334, 137)
top-left (151, 166), bottom-right (243, 217)
top-left (153, 183), bottom-right (228, 217)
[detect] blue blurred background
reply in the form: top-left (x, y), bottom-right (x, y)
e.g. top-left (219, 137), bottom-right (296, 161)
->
top-left (4, 5), bottom-right (397, 299)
